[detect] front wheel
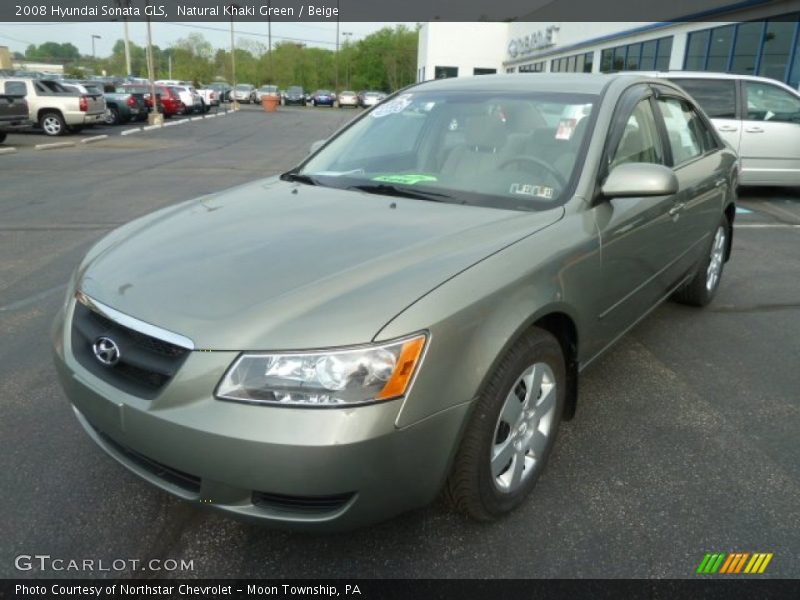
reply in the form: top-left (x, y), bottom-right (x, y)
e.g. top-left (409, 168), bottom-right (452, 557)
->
top-left (39, 111), bottom-right (66, 136)
top-left (672, 215), bottom-right (730, 307)
top-left (446, 327), bottom-right (565, 521)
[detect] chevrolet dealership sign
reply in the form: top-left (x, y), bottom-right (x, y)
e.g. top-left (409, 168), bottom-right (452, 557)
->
top-left (507, 26), bottom-right (559, 58)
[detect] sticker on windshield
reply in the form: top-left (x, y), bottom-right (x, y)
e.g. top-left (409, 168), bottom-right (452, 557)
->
top-left (509, 183), bottom-right (554, 199)
top-left (370, 94), bottom-right (413, 118)
top-left (372, 174), bottom-right (438, 185)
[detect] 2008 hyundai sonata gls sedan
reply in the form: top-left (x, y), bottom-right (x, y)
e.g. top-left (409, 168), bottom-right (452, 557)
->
top-left (53, 74), bottom-right (737, 530)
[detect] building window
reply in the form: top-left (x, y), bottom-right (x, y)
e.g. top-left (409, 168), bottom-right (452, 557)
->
top-left (683, 15), bottom-right (800, 85)
top-left (599, 36), bottom-right (672, 72)
top-left (506, 67), bottom-right (516, 73)
top-left (601, 48), bottom-right (613, 72)
top-left (584, 51), bottom-right (594, 72)
top-left (518, 61), bottom-right (545, 73)
top-left (473, 68), bottom-right (497, 76)
top-left (435, 66), bottom-right (458, 79)
top-left (549, 51), bottom-right (594, 73)
top-left (655, 37), bottom-right (673, 69)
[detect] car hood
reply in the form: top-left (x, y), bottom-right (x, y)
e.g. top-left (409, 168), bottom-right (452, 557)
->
top-left (78, 179), bottom-right (563, 351)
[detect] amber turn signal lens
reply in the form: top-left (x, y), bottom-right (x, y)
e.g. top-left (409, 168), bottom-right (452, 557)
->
top-left (375, 335), bottom-right (426, 400)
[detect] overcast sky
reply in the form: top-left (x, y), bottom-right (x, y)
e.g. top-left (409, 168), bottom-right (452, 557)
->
top-left (0, 21), bottom-right (412, 56)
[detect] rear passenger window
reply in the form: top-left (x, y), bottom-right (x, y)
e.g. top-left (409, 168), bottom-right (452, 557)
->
top-left (657, 98), bottom-right (717, 165)
top-left (744, 81), bottom-right (800, 123)
top-left (4, 81), bottom-right (26, 96)
top-left (669, 79), bottom-right (736, 119)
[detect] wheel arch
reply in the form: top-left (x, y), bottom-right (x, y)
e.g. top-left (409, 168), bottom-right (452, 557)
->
top-left (724, 201), bottom-right (735, 262)
top-left (37, 107), bottom-right (64, 123)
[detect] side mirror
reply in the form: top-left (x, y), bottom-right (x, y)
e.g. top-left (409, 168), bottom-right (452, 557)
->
top-left (601, 163), bottom-right (678, 198)
top-left (310, 139), bottom-right (326, 154)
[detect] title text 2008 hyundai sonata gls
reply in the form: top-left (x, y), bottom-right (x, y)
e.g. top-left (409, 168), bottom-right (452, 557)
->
top-left (53, 74), bottom-right (737, 530)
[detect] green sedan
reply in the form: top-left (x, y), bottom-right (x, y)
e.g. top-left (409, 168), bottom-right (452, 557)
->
top-left (52, 74), bottom-right (737, 530)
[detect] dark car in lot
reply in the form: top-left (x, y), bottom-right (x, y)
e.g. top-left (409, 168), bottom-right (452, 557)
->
top-left (53, 73), bottom-right (738, 531)
top-left (98, 84), bottom-right (146, 125)
top-left (0, 88), bottom-right (31, 143)
top-left (283, 86), bottom-right (306, 106)
top-left (311, 90), bottom-right (335, 107)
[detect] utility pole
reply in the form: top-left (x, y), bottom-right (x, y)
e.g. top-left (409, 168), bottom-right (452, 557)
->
top-left (342, 31), bottom-right (352, 88)
top-left (117, 0), bottom-right (131, 77)
top-left (267, 0), bottom-right (273, 83)
top-left (168, 54), bottom-right (172, 79)
top-left (334, 0), bottom-right (340, 92)
top-left (230, 3), bottom-right (238, 109)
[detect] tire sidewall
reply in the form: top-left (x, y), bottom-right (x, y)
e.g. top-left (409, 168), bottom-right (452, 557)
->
top-left (40, 112), bottom-right (64, 136)
top-left (454, 330), bottom-right (566, 519)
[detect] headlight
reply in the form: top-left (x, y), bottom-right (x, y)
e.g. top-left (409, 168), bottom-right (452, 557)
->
top-left (215, 334), bottom-right (427, 407)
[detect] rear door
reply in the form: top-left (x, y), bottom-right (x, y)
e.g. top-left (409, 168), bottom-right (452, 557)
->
top-left (668, 77), bottom-right (740, 153)
top-left (738, 79), bottom-right (800, 185)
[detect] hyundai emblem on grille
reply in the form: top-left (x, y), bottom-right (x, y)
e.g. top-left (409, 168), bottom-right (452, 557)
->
top-left (92, 337), bottom-right (120, 366)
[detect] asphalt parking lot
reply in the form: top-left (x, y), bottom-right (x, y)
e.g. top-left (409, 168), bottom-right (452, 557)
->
top-left (0, 104), bottom-right (798, 579)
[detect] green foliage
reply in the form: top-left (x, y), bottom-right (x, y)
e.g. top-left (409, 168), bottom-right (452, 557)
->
top-left (24, 42), bottom-right (81, 62)
top-left (32, 25), bottom-right (421, 91)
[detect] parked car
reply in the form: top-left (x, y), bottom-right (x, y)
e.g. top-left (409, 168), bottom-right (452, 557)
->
top-left (158, 86), bottom-right (184, 118)
top-left (0, 84), bottom-right (31, 143)
top-left (283, 85), bottom-right (306, 106)
top-left (231, 84), bottom-right (256, 104)
top-left (0, 77), bottom-right (104, 136)
top-left (118, 84), bottom-right (161, 118)
top-left (337, 90), bottom-right (358, 108)
top-left (206, 82), bottom-right (232, 103)
top-left (65, 82), bottom-right (142, 126)
top-left (643, 71), bottom-right (800, 187)
top-left (53, 73), bottom-right (737, 530)
top-left (169, 84), bottom-right (204, 114)
top-left (311, 89), bottom-right (335, 107)
top-left (359, 91), bottom-right (386, 108)
top-left (255, 85), bottom-right (279, 103)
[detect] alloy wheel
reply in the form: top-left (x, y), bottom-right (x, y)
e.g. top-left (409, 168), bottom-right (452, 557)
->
top-left (42, 116), bottom-right (62, 135)
top-left (491, 362), bottom-right (557, 493)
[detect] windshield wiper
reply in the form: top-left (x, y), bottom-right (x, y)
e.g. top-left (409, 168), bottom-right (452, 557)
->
top-left (349, 183), bottom-right (454, 203)
top-left (280, 171), bottom-right (318, 186)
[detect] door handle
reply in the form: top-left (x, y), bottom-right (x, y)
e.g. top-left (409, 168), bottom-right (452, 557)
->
top-left (745, 126), bottom-right (764, 133)
top-left (717, 125), bottom-right (738, 132)
top-left (669, 203), bottom-right (686, 216)
top-left (715, 179), bottom-right (726, 188)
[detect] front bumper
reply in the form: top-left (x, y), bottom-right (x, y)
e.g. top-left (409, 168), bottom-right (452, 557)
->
top-left (52, 299), bottom-right (468, 530)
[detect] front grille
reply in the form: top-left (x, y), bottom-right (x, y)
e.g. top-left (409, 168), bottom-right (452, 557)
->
top-left (96, 430), bottom-right (201, 494)
top-left (71, 301), bottom-right (189, 399)
top-left (252, 491), bottom-right (355, 514)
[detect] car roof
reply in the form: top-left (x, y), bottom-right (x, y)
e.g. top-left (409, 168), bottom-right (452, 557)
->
top-left (415, 73), bottom-right (648, 95)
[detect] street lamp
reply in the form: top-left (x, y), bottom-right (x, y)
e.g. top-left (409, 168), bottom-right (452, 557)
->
top-left (91, 34), bottom-right (101, 65)
top-left (230, 3), bottom-right (239, 109)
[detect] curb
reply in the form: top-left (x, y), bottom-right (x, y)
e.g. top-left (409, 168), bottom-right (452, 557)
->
top-left (81, 135), bottom-right (109, 144)
top-left (0, 147), bottom-right (17, 155)
top-left (142, 124), bottom-right (162, 131)
top-left (35, 141), bottom-right (76, 151)
top-left (120, 128), bottom-right (141, 136)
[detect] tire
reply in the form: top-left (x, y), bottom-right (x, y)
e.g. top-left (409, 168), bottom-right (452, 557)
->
top-left (446, 327), bottom-right (566, 521)
top-left (672, 214), bottom-right (730, 307)
top-left (39, 111), bottom-right (66, 136)
top-left (103, 107), bottom-right (120, 126)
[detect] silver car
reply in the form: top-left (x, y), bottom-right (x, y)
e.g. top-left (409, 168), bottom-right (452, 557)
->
top-left (232, 84), bottom-right (256, 104)
top-left (645, 71), bottom-right (800, 187)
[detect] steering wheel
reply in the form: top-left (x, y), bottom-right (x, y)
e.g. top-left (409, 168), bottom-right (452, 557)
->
top-left (497, 155), bottom-right (567, 189)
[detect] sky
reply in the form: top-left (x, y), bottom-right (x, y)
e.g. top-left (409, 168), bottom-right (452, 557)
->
top-left (0, 21), bottom-right (411, 57)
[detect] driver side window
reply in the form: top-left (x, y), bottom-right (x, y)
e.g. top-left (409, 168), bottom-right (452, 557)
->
top-left (610, 99), bottom-right (664, 168)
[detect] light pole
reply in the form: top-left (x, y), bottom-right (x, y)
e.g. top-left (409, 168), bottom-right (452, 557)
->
top-left (91, 34), bottom-right (101, 68)
top-left (267, 0), bottom-right (273, 83)
top-left (145, 0), bottom-right (162, 125)
top-left (116, 0), bottom-right (131, 77)
top-left (342, 32), bottom-right (352, 89)
top-left (334, 0), bottom-right (340, 92)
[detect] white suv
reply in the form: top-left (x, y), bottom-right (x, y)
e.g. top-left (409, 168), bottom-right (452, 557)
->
top-left (644, 71), bottom-right (800, 187)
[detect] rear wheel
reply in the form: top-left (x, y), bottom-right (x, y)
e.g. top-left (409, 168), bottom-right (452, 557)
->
top-left (446, 328), bottom-right (565, 521)
top-left (39, 111), bottom-right (66, 136)
top-left (672, 214), bottom-right (730, 307)
top-left (103, 107), bottom-right (119, 125)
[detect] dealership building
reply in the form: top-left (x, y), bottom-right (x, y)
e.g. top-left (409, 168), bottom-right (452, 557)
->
top-left (417, 1), bottom-right (800, 89)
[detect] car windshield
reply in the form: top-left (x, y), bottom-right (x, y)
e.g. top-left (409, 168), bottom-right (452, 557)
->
top-left (235, 84), bottom-right (250, 91)
top-left (297, 90), bottom-right (596, 211)
top-left (288, 86), bottom-right (303, 93)
top-left (318, 90), bottom-right (331, 95)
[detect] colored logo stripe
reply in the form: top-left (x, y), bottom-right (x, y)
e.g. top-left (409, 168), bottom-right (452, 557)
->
top-left (697, 552), bottom-right (773, 574)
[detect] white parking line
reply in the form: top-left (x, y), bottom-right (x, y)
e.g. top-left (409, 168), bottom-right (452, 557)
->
top-left (35, 141), bottom-right (76, 151)
top-left (142, 124), bottom-right (162, 131)
top-left (120, 128), bottom-right (141, 136)
top-left (81, 135), bottom-right (109, 144)
top-left (0, 147), bottom-right (17, 155)
top-left (190, 117), bottom-right (203, 122)
top-left (163, 121), bottom-right (179, 127)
